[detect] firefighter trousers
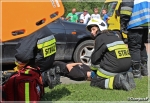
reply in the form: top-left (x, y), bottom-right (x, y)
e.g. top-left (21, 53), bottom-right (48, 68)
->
top-left (128, 28), bottom-right (148, 62)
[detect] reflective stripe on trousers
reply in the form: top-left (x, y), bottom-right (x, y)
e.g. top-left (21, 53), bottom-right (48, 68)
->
top-left (96, 68), bottom-right (115, 89)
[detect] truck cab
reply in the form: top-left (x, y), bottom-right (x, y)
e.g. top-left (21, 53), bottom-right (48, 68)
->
top-left (100, 0), bottom-right (127, 41)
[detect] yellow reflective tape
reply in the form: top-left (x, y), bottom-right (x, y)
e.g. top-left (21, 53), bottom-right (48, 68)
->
top-left (37, 39), bottom-right (56, 49)
top-left (91, 19), bottom-right (98, 22)
top-left (43, 43), bottom-right (56, 58)
top-left (25, 69), bottom-right (30, 74)
top-left (115, 49), bottom-right (131, 59)
top-left (97, 70), bottom-right (113, 79)
top-left (25, 83), bottom-right (30, 103)
top-left (108, 77), bottom-right (114, 89)
top-left (120, 10), bottom-right (132, 15)
top-left (91, 67), bottom-right (98, 70)
top-left (108, 44), bottom-right (127, 51)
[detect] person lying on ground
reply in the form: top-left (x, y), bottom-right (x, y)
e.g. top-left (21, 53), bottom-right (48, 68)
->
top-left (53, 61), bottom-right (95, 81)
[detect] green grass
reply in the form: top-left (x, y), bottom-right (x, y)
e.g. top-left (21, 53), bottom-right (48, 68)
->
top-left (41, 77), bottom-right (148, 101)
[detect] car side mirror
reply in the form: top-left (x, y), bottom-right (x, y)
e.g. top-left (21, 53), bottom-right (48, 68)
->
top-left (115, 10), bottom-right (120, 16)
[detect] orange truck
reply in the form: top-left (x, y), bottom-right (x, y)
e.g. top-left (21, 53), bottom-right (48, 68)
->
top-left (1, 0), bottom-right (64, 42)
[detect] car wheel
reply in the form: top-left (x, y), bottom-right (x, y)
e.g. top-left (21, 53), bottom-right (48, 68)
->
top-left (73, 40), bottom-right (94, 66)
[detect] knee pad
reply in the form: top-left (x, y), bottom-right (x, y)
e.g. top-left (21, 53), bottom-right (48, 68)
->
top-left (68, 67), bottom-right (87, 81)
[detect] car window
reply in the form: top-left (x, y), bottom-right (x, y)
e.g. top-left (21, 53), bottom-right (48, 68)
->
top-left (101, 2), bottom-right (117, 17)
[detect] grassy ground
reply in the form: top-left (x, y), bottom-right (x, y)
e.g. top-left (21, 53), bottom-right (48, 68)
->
top-left (41, 76), bottom-right (149, 101)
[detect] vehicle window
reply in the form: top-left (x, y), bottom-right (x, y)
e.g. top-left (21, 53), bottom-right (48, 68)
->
top-left (100, 2), bottom-right (117, 17)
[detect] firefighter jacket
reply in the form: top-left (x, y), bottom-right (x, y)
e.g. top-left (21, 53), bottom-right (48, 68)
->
top-left (91, 31), bottom-right (132, 75)
top-left (15, 26), bottom-right (56, 72)
top-left (120, 0), bottom-right (149, 30)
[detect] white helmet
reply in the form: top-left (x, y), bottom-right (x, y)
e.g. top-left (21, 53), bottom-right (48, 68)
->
top-left (86, 19), bottom-right (107, 32)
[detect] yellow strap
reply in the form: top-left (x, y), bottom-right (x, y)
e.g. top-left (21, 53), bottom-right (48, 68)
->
top-left (108, 77), bottom-right (114, 89)
top-left (37, 39), bottom-right (56, 49)
top-left (14, 66), bottom-right (19, 72)
top-left (120, 10), bottom-right (132, 16)
top-left (122, 32), bottom-right (127, 38)
top-left (97, 70), bottom-right (113, 79)
top-left (25, 83), bottom-right (30, 103)
top-left (108, 44), bottom-right (127, 51)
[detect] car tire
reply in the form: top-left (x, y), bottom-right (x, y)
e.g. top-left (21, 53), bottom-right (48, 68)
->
top-left (73, 40), bottom-right (94, 65)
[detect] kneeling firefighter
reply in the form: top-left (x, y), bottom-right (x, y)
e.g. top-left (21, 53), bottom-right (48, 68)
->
top-left (14, 26), bottom-right (61, 89)
top-left (120, 0), bottom-right (149, 78)
top-left (86, 19), bottom-right (136, 91)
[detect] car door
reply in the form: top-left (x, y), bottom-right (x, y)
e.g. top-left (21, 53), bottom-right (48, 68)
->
top-left (47, 19), bottom-right (67, 60)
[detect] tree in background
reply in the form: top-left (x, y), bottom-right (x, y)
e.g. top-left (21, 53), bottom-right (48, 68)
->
top-left (62, 1), bottom-right (104, 17)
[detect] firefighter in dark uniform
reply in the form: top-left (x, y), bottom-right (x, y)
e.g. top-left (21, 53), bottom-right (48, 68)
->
top-left (86, 19), bottom-right (135, 91)
top-left (120, 0), bottom-right (149, 78)
top-left (14, 26), bottom-right (60, 89)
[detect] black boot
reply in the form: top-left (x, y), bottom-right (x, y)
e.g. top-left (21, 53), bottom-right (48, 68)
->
top-left (90, 75), bottom-right (105, 89)
top-left (131, 61), bottom-right (142, 78)
top-left (113, 74), bottom-right (131, 91)
top-left (141, 60), bottom-right (148, 76)
top-left (42, 67), bottom-right (61, 89)
top-left (123, 72), bottom-right (136, 89)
